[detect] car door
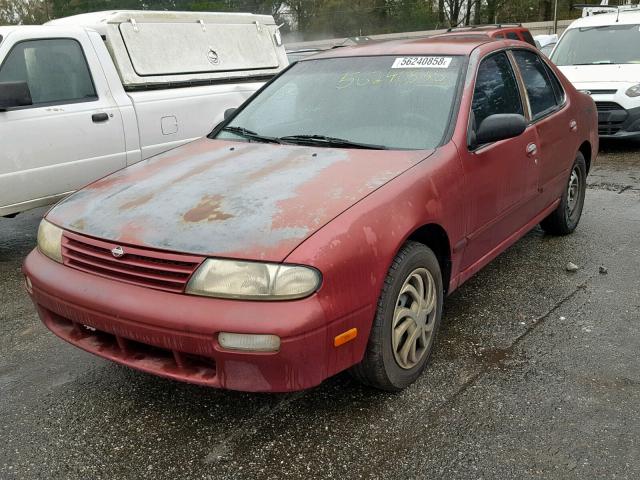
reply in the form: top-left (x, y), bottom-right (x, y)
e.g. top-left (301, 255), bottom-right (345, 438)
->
top-left (0, 34), bottom-right (126, 215)
top-left (511, 49), bottom-right (574, 210)
top-left (459, 51), bottom-right (540, 272)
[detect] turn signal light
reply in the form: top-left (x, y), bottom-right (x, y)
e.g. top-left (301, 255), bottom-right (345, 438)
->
top-left (218, 332), bottom-right (280, 352)
top-left (334, 328), bottom-right (358, 347)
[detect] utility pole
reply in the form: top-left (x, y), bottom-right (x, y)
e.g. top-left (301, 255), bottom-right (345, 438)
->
top-left (553, 0), bottom-right (558, 34)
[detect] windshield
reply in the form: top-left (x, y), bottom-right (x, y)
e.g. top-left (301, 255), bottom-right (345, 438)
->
top-left (213, 55), bottom-right (464, 150)
top-left (552, 24), bottom-right (640, 65)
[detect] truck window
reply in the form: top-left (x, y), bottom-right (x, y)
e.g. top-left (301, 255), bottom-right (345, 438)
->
top-left (0, 38), bottom-right (97, 107)
top-left (511, 50), bottom-right (558, 119)
top-left (471, 52), bottom-right (524, 130)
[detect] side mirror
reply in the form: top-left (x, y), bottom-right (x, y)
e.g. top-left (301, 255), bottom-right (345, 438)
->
top-left (0, 81), bottom-right (32, 111)
top-left (223, 107), bottom-right (237, 120)
top-left (472, 113), bottom-right (527, 148)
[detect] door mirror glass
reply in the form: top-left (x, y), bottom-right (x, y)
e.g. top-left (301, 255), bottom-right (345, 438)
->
top-left (0, 81), bottom-right (32, 111)
top-left (224, 107), bottom-right (236, 120)
top-left (474, 113), bottom-right (527, 146)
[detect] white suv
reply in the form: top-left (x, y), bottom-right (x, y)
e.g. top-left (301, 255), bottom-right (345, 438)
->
top-left (551, 9), bottom-right (640, 138)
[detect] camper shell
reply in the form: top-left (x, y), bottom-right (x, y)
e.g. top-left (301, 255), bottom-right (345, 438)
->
top-left (46, 10), bottom-right (287, 88)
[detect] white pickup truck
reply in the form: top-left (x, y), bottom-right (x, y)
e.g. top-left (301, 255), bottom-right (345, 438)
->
top-left (0, 10), bottom-right (288, 217)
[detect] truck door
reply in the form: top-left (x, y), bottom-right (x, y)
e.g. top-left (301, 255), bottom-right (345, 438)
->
top-left (0, 32), bottom-right (126, 215)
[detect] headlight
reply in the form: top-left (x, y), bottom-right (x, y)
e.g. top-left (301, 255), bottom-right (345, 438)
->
top-left (186, 259), bottom-right (321, 300)
top-left (626, 84), bottom-right (640, 97)
top-left (37, 219), bottom-right (63, 263)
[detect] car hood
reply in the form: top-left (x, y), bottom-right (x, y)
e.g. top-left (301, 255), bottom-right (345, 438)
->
top-left (48, 139), bottom-right (431, 261)
top-left (558, 64), bottom-right (640, 85)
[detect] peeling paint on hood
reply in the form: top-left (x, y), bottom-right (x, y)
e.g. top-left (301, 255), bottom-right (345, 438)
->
top-left (47, 139), bottom-right (432, 261)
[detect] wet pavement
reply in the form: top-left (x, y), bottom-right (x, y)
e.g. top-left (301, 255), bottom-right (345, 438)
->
top-left (1, 140), bottom-right (639, 479)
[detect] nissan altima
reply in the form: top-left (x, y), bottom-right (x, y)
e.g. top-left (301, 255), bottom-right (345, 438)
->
top-left (24, 35), bottom-right (597, 392)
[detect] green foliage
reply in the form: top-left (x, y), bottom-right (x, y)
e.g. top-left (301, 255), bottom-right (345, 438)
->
top-left (2, 0), bottom-right (586, 36)
top-left (1, 0), bottom-right (49, 24)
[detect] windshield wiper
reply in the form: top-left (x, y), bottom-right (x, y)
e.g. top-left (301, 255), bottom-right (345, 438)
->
top-left (221, 126), bottom-right (281, 144)
top-left (279, 134), bottom-right (387, 150)
top-left (572, 61), bottom-right (613, 65)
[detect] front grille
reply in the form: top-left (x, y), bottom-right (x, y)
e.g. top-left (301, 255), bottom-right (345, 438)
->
top-left (62, 231), bottom-right (203, 293)
top-left (595, 101), bottom-right (624, 112)
top-left (595, 102), bottom-right (627, 135)
top-left (599, 125), bottom-right (623, 135)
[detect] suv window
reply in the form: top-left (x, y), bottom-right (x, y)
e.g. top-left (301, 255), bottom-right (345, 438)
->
top-left (0, 38), bottom-right (96, 106)
top-left (512, 50), bottom-right (557, 119)
top-left (506, 32), bottom-right (520, 41)
top-left (471, 52), bottom-right (523, 130)
top-left (521, 31), bottom-right (536, 47)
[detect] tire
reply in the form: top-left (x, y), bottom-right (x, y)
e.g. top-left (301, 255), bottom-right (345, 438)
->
top-left (350, 241), bottom-right (443, 391)
top-left (540, 152), bottom-right (587, 236)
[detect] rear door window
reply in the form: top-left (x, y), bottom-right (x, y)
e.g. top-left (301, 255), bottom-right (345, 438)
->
top-left (511, 49), bottom-right (558, 120)
top-left (506, 32), bottom-right (520, 41)
top-left (542, 62), bottom-right (565, 105)
top-left (471, 51), bottom-right (524, 130)
top-left (0, 38), bottom-right (96, 106)
top-left (521, 31), bottom-right (536, 46)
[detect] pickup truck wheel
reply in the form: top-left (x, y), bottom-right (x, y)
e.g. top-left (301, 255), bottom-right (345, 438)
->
top-left (350, 241), bottom-right (443, 391)
top-left (540, 152), bottom-right (587, 236)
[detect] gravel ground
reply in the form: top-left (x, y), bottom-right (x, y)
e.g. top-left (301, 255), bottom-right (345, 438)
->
top-left (1, 140), bottom-right (639, 479)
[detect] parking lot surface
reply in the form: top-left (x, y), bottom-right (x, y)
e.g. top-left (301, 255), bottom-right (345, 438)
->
top-left (1, 141), bottom-right (639, 479)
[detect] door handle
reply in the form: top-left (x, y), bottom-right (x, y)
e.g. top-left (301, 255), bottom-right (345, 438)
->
top-left (569, 119), bottom-right (578, 132)
top-left (92, 112), bottom-right (109, 123)
top-left (526, 143), bottom-right (538, 157)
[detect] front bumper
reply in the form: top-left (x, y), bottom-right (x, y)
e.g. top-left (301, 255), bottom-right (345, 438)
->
top-left (23, 249), bottom-right (369, 392)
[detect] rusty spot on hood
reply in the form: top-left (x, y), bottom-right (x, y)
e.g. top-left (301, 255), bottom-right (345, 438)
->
top-left (119, 192), bottom-right (155, 211)
top-left (70, 218), bottom-right (86, 230)
top-left (183, 194), bottom-right (234, 223)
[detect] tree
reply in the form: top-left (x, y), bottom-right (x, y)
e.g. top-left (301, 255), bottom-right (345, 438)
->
top-left (1, 0), bottom-right (49, 24)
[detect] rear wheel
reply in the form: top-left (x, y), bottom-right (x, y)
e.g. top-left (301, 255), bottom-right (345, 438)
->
top-left (350, 241), bottom-right (443, 391)
top-left (540, 152), bottom-right (587, 235)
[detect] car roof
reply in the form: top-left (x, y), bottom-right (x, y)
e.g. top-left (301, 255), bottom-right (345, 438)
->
top-left (306, 35), bottom-right (497, 60)
top-left (566, 9), bottom-right (640, 29)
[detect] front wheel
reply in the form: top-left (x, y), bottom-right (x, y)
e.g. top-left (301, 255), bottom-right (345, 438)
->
top-left (540, 152), bottom-right (587, 236)
top-left (350, 241), bottom-right (443, 391)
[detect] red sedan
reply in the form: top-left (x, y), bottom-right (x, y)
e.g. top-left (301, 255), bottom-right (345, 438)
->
top-left (24, 36), bottom-right (597, 392)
